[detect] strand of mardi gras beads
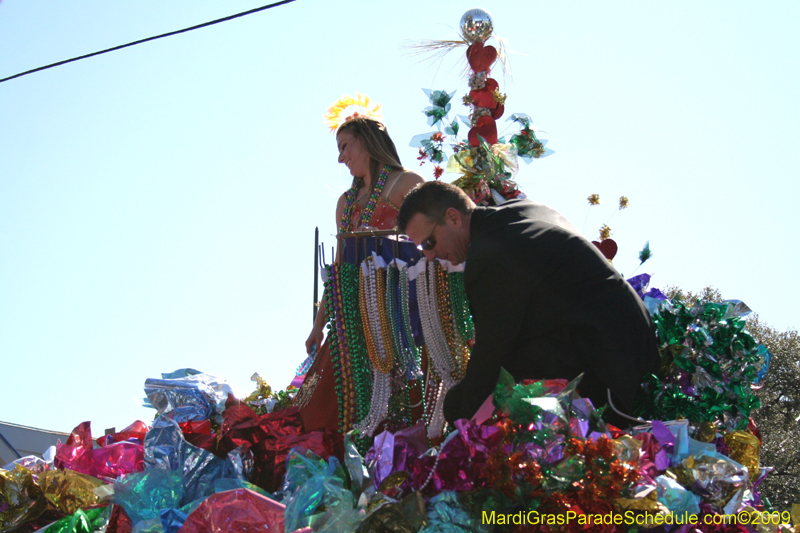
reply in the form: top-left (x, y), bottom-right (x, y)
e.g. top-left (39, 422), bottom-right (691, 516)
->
top-left (362, 259), bottom-right (391, 376)
top-left (355, 364), bottom-right (391, 436)
top-left (417, 260), bottom-right (457, 387)
top-left (339, 165), bottom-right (392, 233)
top-left (384, 267), bottom-right (413, 430)
top-left (356, 259), bottom-right (386, 435)
top-left (367, 259), bottom-right (394, 428)
top-left (449, 272), bottom-right (474, 345)
top-left (360, 261), bottom-right (379, 371)
top-left (387, 366), bottom-right (413, 430)
top-left (401, 266), bottom-right (425, 424)
top-left (325, 264), bottom-right (347, 431)
top-left (385, 265), bottom-right (406, 376)
top-left (399, 265), bottom-right (423, 378)
top-left (392, 264), bottom-right (421, 380)
top-left (450, 272), bottom-right (473, 378)
top-left (434, 261), bottom-right (464, 380)
top-left (337, 263), bottom-right (359, 431)
top-left (424, 359), bottom-right (447, 439)
top-left (357, 258), bottom-right (396, 435)
top-left (341, 262), bottom-right (371, 429)
top-left (374, 263), bottom-right (396, 373)
top-left (417, 262), bottom-right (456, 439)
top-left (421, 347), bottom-right (443, 436)
top-left (436, 264), bottom-right (471, 380)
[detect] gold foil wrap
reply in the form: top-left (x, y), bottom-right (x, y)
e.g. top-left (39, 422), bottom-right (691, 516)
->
top-left (724, 430), bottom-right (760, 481)
top-left (614, 490), bottom-right (669, 530)
top-left (0, 466), bottom-right (47, 531)
top-left (359, 492), bottom-right (427, 533)
top-left (38, 469), bottom-right (107, 515)
top-left (695, 421), bottom-right (717, 443)
top-left (612, 435), bottom-right (642, 463)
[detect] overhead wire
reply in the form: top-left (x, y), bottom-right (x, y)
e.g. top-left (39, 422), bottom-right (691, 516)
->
top-left (0, 0), bottom-right (297, 84)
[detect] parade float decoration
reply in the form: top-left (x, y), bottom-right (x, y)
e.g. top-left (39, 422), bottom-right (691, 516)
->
top-left (411, 9), bottom-right (553, 206)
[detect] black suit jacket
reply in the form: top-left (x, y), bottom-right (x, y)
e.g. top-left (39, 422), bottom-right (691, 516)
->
top-left (443, 200), bottom-right (658, 424)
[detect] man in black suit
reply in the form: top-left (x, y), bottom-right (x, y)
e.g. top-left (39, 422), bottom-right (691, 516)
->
top-left (398, 181), bottom-right (658, 426)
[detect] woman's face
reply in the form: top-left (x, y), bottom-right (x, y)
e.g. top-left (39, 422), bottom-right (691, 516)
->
top-left (337, 131), bottom-right (371, 178)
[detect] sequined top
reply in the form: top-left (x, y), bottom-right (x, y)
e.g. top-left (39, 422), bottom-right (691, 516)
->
top-left (347, 197), bottom-right (400, 231)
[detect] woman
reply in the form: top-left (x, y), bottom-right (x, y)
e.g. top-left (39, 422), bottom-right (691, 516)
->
top-left (296, 115), bottom-right (425, 432)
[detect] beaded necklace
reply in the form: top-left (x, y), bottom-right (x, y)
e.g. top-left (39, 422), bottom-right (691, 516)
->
top-left (339, 165), bottom-right (392, 233)
top-left (360, 259), bottom-right (394, 373)
top-left (374, 265), bottom-right (397, 373)
top-left (434, 263), bottom-right (471, 380)
top-left (324, 265), bottom-right (347, 431)
top-left (416, 260), bottom-right (457, 388)
top-left (389, 265), bottom-right (421, 380)
top-left (399, 266), bottom-right (422, 376)
top-left (341, 263), bottom-right (371, 430)
top-left (355, 258), bottom-right (393, 436)
top-left (424, 360), bottom-right (447, 439)
top-left (449, 272), bottom-right (474, 344)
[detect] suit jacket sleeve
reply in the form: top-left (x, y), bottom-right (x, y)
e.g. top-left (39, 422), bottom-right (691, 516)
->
top-left (443, 236), bottom-right (535, 423)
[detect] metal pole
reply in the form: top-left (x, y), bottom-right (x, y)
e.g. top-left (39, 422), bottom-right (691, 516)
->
top-left (313, 227), bottom-right (319, 324)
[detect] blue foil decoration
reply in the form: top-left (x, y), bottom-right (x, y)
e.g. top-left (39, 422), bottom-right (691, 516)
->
top-left (142, 368), bottom-right (233, 423)
top-left (143, 417), bottom-right (246, 506)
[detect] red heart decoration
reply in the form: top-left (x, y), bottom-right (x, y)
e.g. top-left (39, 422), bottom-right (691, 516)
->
top-left (591, 239), bottom-right (618, 261)
top-left (490, 103), bottom-right (505, 120)
top-left (468, 116), bottom-right (498, 146)
top-left (469, 78), bottom-right (499, 109)
top-left (466, 42), bottom-right (498, 72)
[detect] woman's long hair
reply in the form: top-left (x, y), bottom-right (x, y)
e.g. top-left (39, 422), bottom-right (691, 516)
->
top-left (337, 117), bottom-right (404, 188)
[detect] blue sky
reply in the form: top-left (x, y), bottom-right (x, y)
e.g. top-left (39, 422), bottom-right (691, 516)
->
top-left (1, 0), bottom-right (798, 434)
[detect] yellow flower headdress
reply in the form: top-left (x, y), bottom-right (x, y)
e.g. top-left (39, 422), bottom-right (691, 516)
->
top-left (324, 93), bottom-right (383, 132)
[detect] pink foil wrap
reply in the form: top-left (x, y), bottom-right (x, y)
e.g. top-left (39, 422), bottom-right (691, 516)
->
top-left (410, 418), bottom-right (503, 495)
top-left (634, 432), bottom-right (669, 484)
top-left (54, 422), bottom-right (144, 480)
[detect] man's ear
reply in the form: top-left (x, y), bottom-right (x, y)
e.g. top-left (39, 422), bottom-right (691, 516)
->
top-left (445, 207), bottom-right (462, 228)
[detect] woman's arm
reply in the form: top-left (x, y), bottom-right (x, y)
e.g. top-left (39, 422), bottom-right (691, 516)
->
top-left (304, 192), bottom-right (349, 354)
top-left (305, 293), bottom-right (328, 354)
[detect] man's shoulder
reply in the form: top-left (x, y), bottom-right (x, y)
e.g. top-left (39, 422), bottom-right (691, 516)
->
top-left (475, 199), bottom-right (579, 235)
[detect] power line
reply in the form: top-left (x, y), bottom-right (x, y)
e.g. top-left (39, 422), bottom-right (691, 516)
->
top-left (0, 0), bottom-right (297, 84)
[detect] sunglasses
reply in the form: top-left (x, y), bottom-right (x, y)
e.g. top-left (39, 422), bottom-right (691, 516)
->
top-left (417, 224), bottom-right (438, 251)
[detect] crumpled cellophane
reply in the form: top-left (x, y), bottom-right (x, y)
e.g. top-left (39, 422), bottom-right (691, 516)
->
top-left (41, 506), bottom-right (110, 533)
top-left (55, 421), bottom-right (143, 480)
top-left (0, 465), bottom-right (48, 533)
top-left (38, 469), bottom-right (108, 515)
top-left (142, 417), bottom-right (248, 506)
top-left (111, 468), bottom-right (183, 526)
top-left (357, 491), bottom-right (427, 533)
top-left (143, 368), bottom-right (233, 424)
top-left (180, 488), bottom-right (284, 533)
top-left (281, 448), bottom-right (362, 533)
top-left (418, 491), bottom-right (487, 533)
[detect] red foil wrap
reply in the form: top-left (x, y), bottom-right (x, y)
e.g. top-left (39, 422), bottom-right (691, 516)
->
top-left (104, 504), bottom-right (132, 533)
top-left (207, 401), bottom-right (344, 493)
top-left (96, 421), bottom-right (149, 447)
top-left (179, 419), bottom-right (215, 450)
top-left (180, 489), bottom-right (284, 533)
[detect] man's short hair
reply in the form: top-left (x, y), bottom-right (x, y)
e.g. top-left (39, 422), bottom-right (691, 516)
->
top-left (398, 181), bottom-right (475, 233)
